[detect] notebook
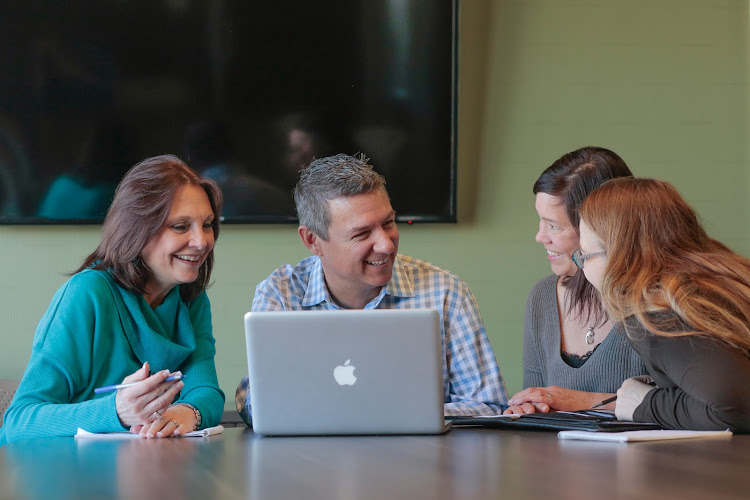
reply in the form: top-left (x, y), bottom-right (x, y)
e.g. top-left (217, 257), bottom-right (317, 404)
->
top-left (558, 429), bottom-right (732, 442)
top-left (75, 426), bottom-right (224, 439)
top-left (243, 309), bottom-right (449, 436)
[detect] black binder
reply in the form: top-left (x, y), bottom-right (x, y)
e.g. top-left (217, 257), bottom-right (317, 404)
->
top-left (448, 410), bottom-right (663, 432)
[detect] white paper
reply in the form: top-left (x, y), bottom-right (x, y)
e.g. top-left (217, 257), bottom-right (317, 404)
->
top-left (75, 425), bottom-right (224, 439)
top-left (558, 429), bottom-right (732, 442)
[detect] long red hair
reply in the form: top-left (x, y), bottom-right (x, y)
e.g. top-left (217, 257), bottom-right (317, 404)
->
top-left (580, 178), bottom-right (750, 351)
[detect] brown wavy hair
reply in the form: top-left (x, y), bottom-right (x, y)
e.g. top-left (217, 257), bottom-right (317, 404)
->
top-left (533, 146), bottom-right (633, 326)
top-left (76, 155), bottom-right (223, 302)
top-left (580, 177), bottom-right (750, 351)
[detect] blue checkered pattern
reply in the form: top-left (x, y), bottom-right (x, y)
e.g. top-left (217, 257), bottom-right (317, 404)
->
top-left (236, 254), bottom-right (507, 424)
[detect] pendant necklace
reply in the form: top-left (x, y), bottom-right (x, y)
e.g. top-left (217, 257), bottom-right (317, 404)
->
top-left (586, 326), bottom-right (595, 345)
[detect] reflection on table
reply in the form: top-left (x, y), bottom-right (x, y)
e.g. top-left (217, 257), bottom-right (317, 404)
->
top-left (1, 427), bottom-right (749, 500)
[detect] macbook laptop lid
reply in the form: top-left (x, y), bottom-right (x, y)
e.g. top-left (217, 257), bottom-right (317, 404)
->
top-left (244, 309), bottom-right (448, 436)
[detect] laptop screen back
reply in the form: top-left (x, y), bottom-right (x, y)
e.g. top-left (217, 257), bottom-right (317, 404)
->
top-left (244, 309), bottom-right (446, 435)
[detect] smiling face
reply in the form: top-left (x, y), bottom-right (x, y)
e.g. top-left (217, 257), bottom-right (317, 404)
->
top-left (534, 192), bottom-right (580, 278)
top-left (578, 219), bottom-right (607, 292)
top-left (301, 188), bottom-right (399, 309)
top-left (140, 184), bottom-right (216, 306)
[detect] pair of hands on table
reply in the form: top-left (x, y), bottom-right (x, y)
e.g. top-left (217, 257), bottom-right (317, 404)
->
top-left (503, 377), bottom-right (655, 417)
top-left (503, 386), bottom-right (612, 414)
top-left (115, 362), bottom-right (196, 438)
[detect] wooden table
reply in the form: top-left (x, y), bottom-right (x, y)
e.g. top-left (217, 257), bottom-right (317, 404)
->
top-left (1, 427), bottom-right (747, 499)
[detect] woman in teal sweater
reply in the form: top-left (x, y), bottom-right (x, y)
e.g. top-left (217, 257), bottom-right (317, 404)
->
top-left (1, 155), bottom-right (225, 445)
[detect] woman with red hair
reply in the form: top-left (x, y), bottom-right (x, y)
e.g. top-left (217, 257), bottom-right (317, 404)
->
top-left (578, 177), bottom-right (750, 431)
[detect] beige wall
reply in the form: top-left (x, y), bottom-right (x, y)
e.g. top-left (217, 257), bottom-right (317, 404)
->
top-left (1, 0), bottom-right (748, 409)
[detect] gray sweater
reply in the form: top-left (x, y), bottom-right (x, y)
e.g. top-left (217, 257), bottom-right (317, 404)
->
top-left (523, 274), bottom-right (647, 392)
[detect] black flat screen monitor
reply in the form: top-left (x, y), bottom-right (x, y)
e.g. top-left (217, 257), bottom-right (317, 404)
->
top-left (0, 0), bottom-right (457, 224)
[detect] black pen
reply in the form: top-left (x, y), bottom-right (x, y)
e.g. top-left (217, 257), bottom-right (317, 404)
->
top-left (591, 395), bottom-right (617, 408)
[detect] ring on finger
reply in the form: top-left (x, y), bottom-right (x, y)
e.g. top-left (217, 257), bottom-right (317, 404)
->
top-left (169, 420), bottom-right (180, 427)
top-left (546, 392), bottom-right (553, 398)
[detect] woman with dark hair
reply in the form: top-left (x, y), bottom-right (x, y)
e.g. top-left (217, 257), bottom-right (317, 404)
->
top-left (579, 178), bottom-right (750, 431)
top-left (505, 147), bottom-right (647, 414)
top-left (1, 155), bottom-right (225, 444)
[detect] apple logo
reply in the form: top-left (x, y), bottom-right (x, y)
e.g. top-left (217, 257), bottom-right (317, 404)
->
top-left (333, 359), bottom-right (357, 386)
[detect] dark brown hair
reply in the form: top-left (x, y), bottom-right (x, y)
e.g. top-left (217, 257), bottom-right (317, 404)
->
top-left (533, 146), bottom-right (633, 325)
top-left (76, 154), bottom-right (223, 302)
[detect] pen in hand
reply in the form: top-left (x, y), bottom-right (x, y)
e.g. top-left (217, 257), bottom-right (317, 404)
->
top-left (94, 374), bottom-right (185, 394)
top-left (591, 395), bottom-right (617, 408)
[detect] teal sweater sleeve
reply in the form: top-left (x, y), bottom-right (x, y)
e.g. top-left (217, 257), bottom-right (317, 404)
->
top-left (178, 292), bottom-right (225, 428)
top-left (1, 270), bottom-right (224, 445)
top-left (2, 272), bottom-right (131, 444)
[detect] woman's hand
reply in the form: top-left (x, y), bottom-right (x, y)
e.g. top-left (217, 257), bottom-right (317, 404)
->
top-left (504, 386), bottom-right (614, 414)
top-left (615, 377), bottom-right (656, 421)
top-left (132, 403), bottom-right (198, 438)
top-left (504, 402), bottom-right (550, 415)
top-left (504, 386), bottom-right (555, 414)
top-left (115, 362), bottom-right (185, 428)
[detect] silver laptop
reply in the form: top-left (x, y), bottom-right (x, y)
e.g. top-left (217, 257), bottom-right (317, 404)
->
top-left (244, 309), bottom-right (449, 436)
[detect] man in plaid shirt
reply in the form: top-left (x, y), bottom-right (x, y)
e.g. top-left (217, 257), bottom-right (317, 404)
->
top-left (236, 154), bottom-right (507, 425)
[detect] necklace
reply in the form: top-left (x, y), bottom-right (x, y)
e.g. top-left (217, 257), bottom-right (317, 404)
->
top-left (586, 326), bottom-right (595, 345)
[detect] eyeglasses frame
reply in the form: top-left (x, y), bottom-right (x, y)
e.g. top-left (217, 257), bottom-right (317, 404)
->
top-left (571, 248), bottom-right (606, 269)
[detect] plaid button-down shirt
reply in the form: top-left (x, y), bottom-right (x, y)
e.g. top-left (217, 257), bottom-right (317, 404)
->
top-left (236, 254), bottom-right (508, 424)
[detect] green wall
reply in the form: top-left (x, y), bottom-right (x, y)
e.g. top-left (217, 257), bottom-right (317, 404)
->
top-left (1, 0), bottom-right (748, 409)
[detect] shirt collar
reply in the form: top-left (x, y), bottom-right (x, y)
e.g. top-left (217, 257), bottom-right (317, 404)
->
top-left (383, 256), bottom-right (415, 299)
top-left (301, 257), bottom-right (330, 307)
top-left (301, 255), bottom-right (415, 308)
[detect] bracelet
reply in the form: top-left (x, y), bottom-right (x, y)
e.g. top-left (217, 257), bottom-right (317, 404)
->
top-left (171, 402), bottom-right (202, 430)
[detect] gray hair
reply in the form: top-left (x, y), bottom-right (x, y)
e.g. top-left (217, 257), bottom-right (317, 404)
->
top-left (293, 153), bottom-right (387, 240)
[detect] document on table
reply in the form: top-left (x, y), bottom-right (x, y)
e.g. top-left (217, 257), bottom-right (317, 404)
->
top-left (558, 429), bottom-right (732, 442)
top-left (75, 425), bottom-right (224, 439)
